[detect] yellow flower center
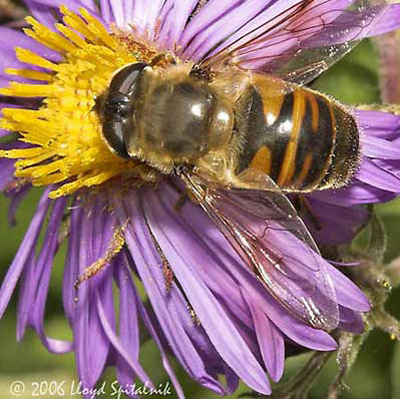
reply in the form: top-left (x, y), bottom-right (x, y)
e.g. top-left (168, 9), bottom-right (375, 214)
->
top-left (0, 6), bottom-right (161, 198)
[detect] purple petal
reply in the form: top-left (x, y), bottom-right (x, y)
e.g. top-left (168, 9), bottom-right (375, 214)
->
top-left (339, 307), bottom-right (364, 334)
top-left (223, 364), bottom-right (240, 394)
top-left (356, 158), bottom-right (400, 192)
top-left (0, 187), bottom-right (51, 319)
top-left (99, 0), bottom-right (112, 24)
top-left (366, 4), bottom-right (400, 37)
top-left (126, 0), bottom-right (166, 37)
top-left (179, 0), bottom-right (274, 60)
top-left (356, 110), bottom-right (400, 140)
top-left (167, 185), bottom-right (338, 351)
top-left (132, 188), bottom-right (272, 395)
top-left (244, 294), bottom-right (285, 382)
top-left (63, 196), bottom-right (82, 322)
top-left (311, 182), bottom-right (396, 206)
top-left (156, 0), bottom-right (199, 48)
top-left (95, 279), bottom-right (152, 387)
top-left (362, 135), bottom-right (400, 160)
top-left (325, 263), bottom-right (370, 312)
top-left (114, 256), bottom-right (153, 386)
top-left (27, 197), bottom-right (71, 353)
top-left (173, 0), bottom-right (388, 86)
top-left (24, 0), bottom-right (57, 27)
top-left (135, 294), bottom-right (186, 399)
top-left (16, 252), bottom-right (35, 340)
top-left (0, 158), bottom-right (16, 190)
top-left (107, 0), bottom-right (127, 27)
top-left (72, 196), bottom-right (116, 388)
top-left (304, 197), bottom-right (369, 245)
top-left (178, 179), bottom-right (339, 330)
top-left (17, 196), bottom-right (71, 354)
top-left (120, 197), bottom-right (229, 395)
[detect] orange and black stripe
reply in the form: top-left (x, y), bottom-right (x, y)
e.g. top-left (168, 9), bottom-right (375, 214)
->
top-left (235, 83), bottom-right (359, 192)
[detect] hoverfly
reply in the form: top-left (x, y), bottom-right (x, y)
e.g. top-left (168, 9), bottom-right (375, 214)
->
top-left (95, 0), bottom-right (386, 330)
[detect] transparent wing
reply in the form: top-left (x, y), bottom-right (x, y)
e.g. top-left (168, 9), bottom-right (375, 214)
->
top-left (180, 168), bottom-right (339, 330)
top-left (198, 0), bottom-right (387, 86)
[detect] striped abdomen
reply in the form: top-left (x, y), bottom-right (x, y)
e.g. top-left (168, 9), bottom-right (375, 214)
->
top-left (235, 80), bottom-right (360, 192)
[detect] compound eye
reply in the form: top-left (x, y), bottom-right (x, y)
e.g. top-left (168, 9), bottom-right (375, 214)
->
top-left (105, 95), bottom-right (130, 119)
top-left (109, 62), bottom-right (150, 97)
top-left (96, 62), bottom-right (150, 159)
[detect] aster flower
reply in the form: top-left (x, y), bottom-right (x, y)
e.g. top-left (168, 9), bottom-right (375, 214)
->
top-left (1, 1), bottom-right (400, 398)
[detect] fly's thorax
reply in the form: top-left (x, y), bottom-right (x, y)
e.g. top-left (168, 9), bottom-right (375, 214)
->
top-left (193, 82), bottom-right (261, 185)
top-left (124, 64), bottom-right (235, 171)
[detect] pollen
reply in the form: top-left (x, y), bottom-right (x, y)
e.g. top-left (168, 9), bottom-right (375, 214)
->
top-left (74, 224), bottom-right (126, 289)
top-left (0, 6), bottom-right (159, 198)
